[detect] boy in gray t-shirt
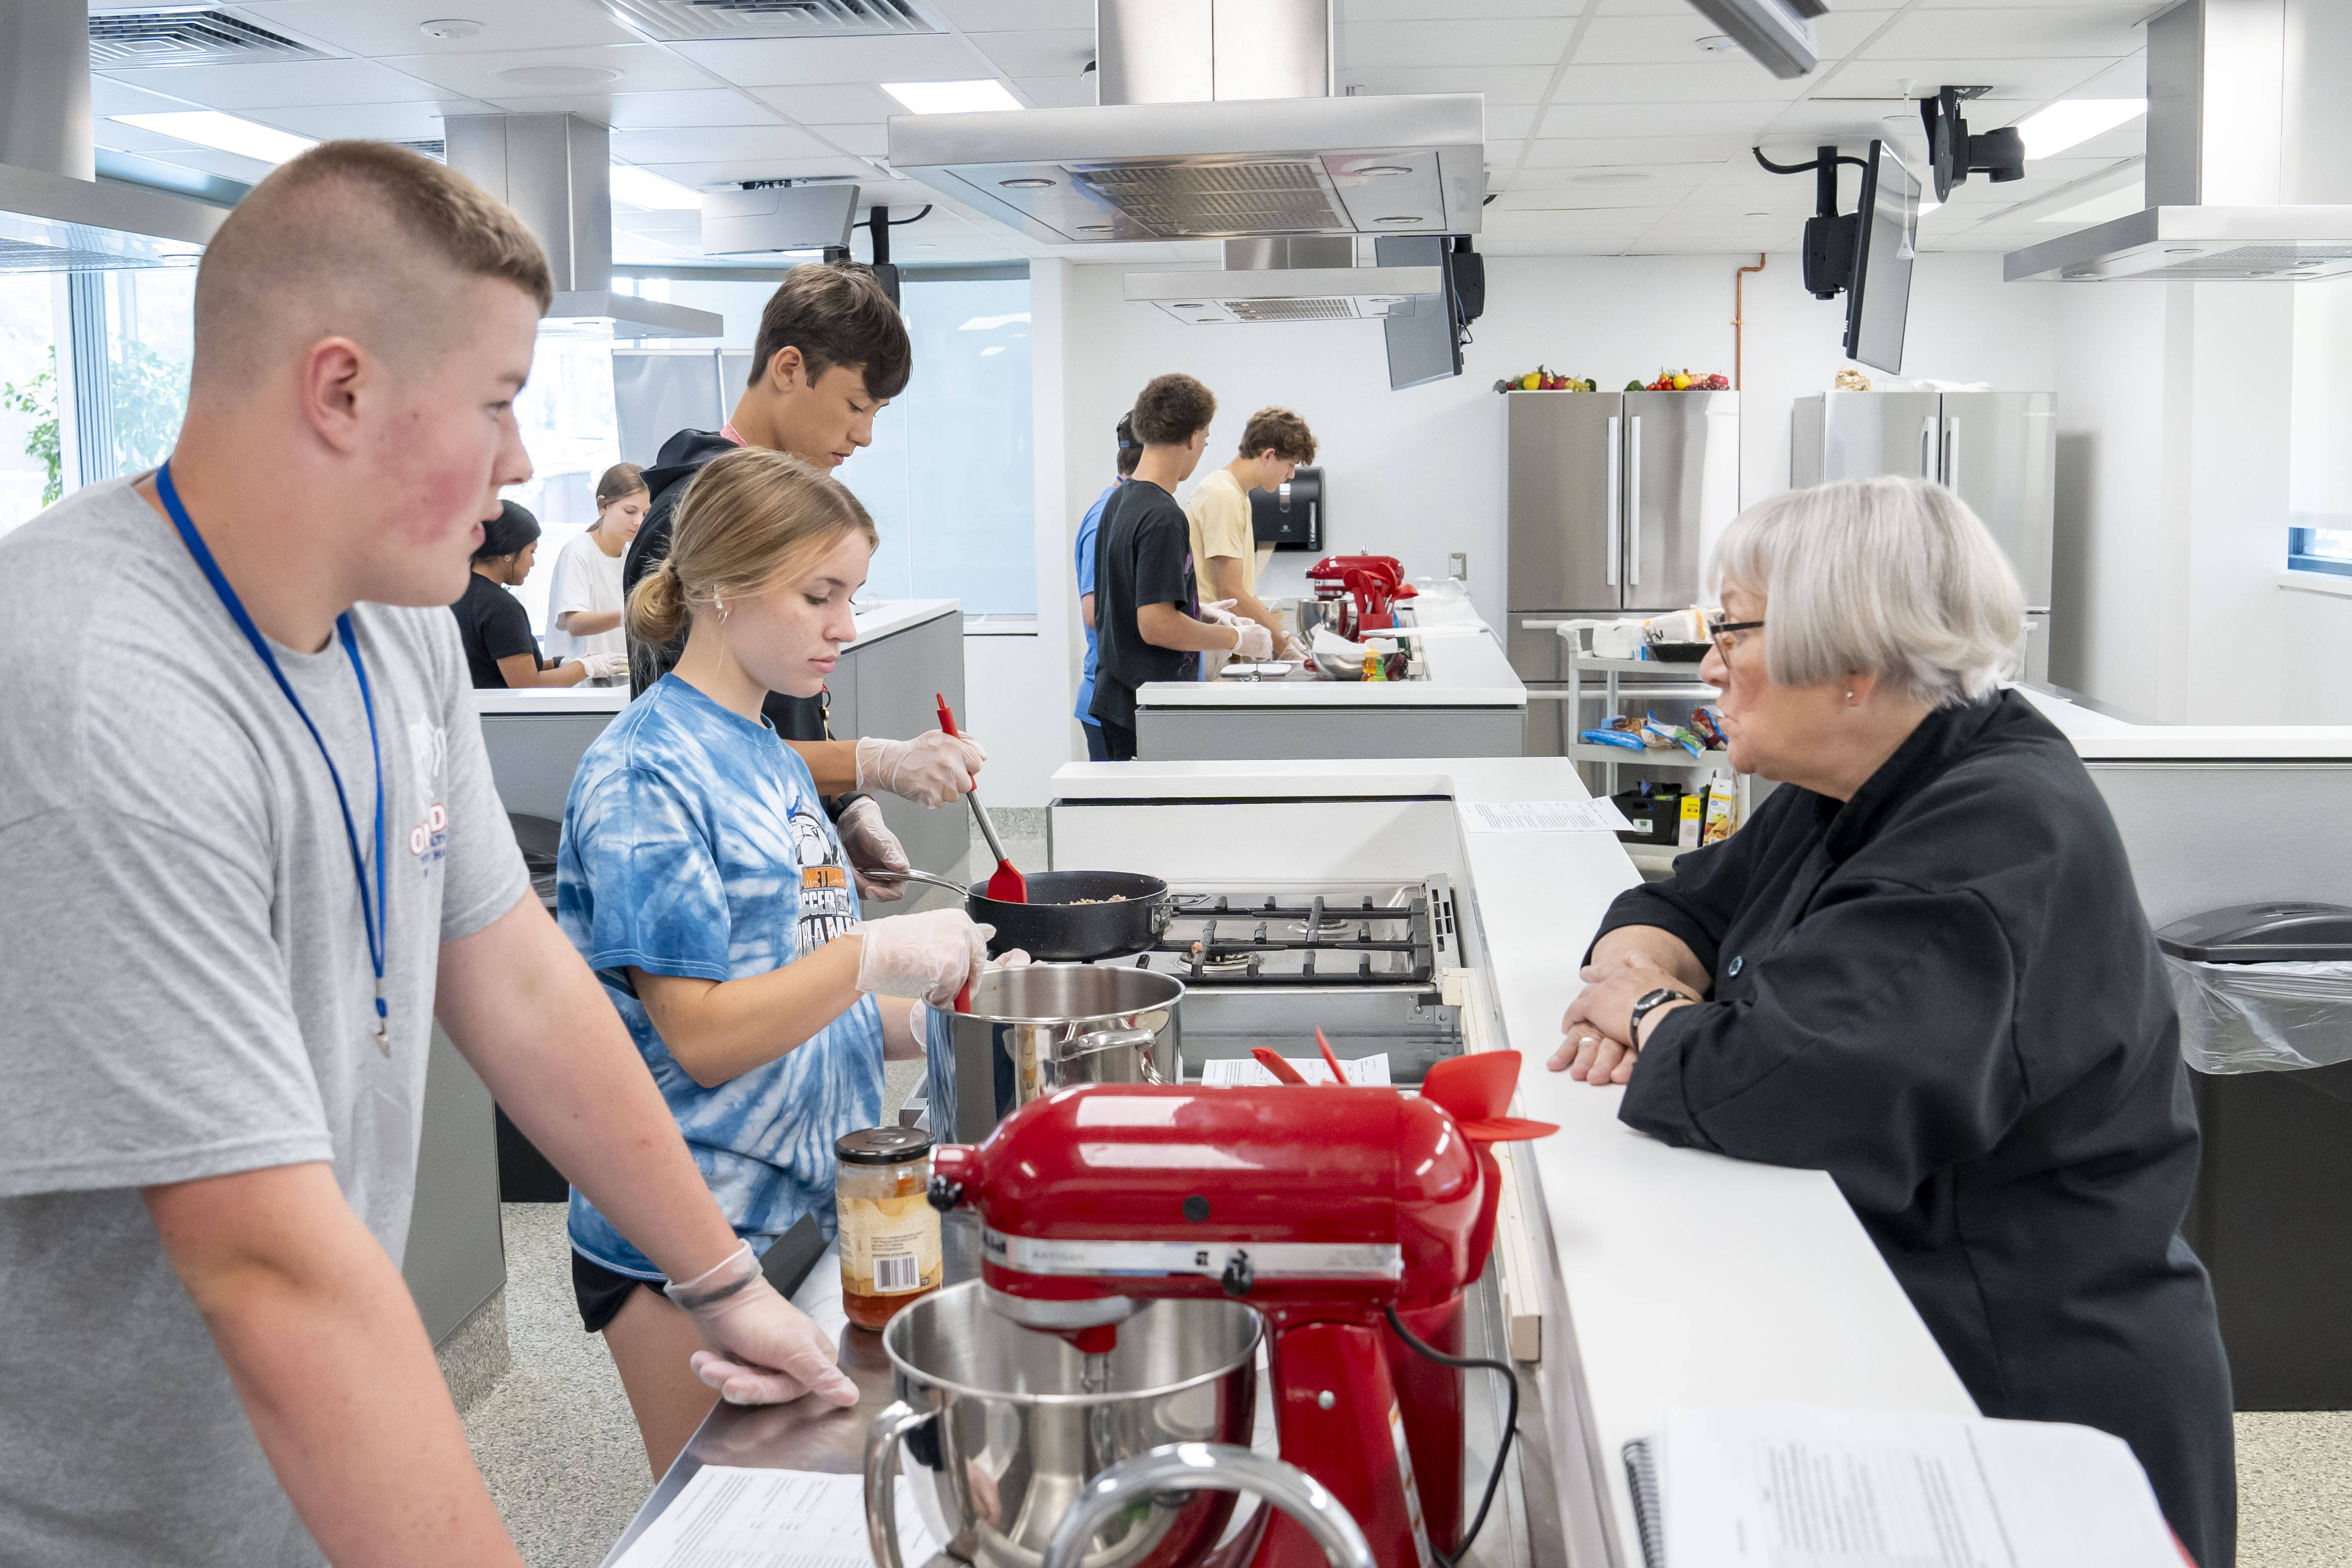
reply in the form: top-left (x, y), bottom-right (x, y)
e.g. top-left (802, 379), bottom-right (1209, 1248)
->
top-left (0, 142), bottom-right (886, 1565)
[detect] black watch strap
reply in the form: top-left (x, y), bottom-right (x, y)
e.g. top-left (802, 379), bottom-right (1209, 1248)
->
top-left (1627, 987), bottom-right (1691, 1042)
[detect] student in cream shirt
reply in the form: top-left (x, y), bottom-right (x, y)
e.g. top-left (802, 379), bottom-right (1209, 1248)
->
top-left (543, 461), bottom-right (650, 665)
top-left (1185, 406), bottom-right (1317, 667)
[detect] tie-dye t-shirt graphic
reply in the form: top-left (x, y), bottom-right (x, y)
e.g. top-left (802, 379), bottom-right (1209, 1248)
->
top-left (558, 674), bottom-right (883, 1280)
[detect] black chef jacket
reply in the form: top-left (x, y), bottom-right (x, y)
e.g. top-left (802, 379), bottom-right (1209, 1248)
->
top-left (1602, 690), bottom-right (2235, 1568)
top-left (621, 428), bottom-right (859, 819)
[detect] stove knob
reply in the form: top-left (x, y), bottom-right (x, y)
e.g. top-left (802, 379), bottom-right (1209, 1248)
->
top-left (1220, 1249), bottom-right (1254, 1298)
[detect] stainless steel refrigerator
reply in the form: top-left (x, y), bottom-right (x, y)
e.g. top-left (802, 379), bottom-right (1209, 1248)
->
top-left (1505, 389), bottom-right (1742, 755)
top-left (1791, 390), bottom-right (2055, 681)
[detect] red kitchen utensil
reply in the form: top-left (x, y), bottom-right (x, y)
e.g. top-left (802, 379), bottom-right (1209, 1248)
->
top-left (1422, 1051), bottom-right (1559, 1143)
top-left (1314, 1027), bottom-right (1349, 1084)
top-left (1251, 1047), bottom-right (1310, 1086)
top-left (936, 694), bottom-right (1025, 905)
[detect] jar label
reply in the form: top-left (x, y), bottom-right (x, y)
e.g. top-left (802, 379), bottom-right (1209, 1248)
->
top-left (839, 1191), bottom-right (942, 1296)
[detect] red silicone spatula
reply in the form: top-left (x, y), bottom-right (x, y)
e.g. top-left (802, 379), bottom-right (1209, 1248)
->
top-left (937, 695), bottom-right (1025, 903)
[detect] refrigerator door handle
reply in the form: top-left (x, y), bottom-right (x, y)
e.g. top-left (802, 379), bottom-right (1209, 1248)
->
top-left (1626, 415), bottom-right (1643, 586)
top-left (1605, 414), bottom-right (1621, 590)
top-left (1919, 414), bottom-right (1937, 480)
top-left (1943, 415), bottom-right (1960, 488)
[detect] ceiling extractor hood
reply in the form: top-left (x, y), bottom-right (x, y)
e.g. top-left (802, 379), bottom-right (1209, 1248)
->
top-left (0, 0), bottom-right (224, 271)
top-left (1124, 236), bottom-right (1439, 324)
top-left (445, 114), bottom-right (722, 339)
top-left (2005, 0), bottom-right (2352, 282)
top-left (884, 0), bottom-right (1483, 245)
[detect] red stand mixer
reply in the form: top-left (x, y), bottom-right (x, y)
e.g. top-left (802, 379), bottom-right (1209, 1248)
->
top-left (924, 1047), bottom-right (1556, 1568)
top-left (1306, 555), bottom-right (1418, 639)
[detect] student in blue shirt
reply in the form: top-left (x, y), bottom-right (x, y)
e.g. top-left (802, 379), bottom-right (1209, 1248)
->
top-left (1074, 412), bottom-right (1142, 763)
top-left (558, 446), bottom-right (1001, 1474)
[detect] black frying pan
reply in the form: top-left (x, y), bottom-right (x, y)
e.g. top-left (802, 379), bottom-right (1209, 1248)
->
top-left (863, 868), bottom-right (1175, 960)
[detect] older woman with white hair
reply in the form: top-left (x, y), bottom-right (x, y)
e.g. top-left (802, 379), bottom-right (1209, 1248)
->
top-left (1551, 476), bottom-right (2235, 1567)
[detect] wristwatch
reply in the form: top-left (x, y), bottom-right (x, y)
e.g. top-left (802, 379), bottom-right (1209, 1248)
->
top-left (1626, 987), bottom-right (1692, 1045)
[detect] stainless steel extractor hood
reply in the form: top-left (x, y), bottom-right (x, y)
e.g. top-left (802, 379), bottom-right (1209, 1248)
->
top-left (2005, 0), bottom-right (2352, 282)
top-left (1124, 236), bottom-right (1439, 324)
top-left (885, 0), bottom-right (1483, 245)
top-left (0, 0), bottom-right (223, 271)
top-left (446, 114), bottom-right (722, 339)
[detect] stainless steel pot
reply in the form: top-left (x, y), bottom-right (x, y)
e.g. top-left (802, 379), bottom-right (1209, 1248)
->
top-left (939, 965), bottom-right (1183, 1145)
top-left (864, 1282), bottom-right (1263, 1568)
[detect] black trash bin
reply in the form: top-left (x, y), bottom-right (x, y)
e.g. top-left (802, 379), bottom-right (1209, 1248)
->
top-left (2159, 901), bottom-right (2352, 1410)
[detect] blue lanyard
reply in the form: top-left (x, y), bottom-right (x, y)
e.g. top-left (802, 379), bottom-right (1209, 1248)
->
top-left (156, 462), bottom-right (391, 1055)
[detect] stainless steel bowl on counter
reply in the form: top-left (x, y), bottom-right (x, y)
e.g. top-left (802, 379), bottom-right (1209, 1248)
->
top-left (864, 1282), bottom-right (1264, 1568)
top-left (938, 964), bottom-right (1183, 1145)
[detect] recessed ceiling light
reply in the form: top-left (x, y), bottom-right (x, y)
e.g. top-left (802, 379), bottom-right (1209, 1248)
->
top-left (883, 79), bottom-right (1022, 115)
top-left (1375, 215), bottom-right (1423, 223)
top-left (1572, 172), bottom-right (1651, 186)
top-left (1357, 164), bottom-right (1412, 176)
top-left (110, 111), bottom-right (316, 166)
top-left (1696, 35), bottom-right (1736, 54)
top-left (2015, 98), bottom-right (2146, 159)
top-left (495, 64), bottom-right (621, 88)
top-left (419, 17), bottom-right (482, 40)
top-left (999, 177), bottom-right (1055, 189)
top-left (609, 164), bottom-right (701, 210)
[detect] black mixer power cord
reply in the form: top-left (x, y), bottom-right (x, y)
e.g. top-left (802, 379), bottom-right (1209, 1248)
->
top-left (1383, 1304), bottom-right (1518, 1568)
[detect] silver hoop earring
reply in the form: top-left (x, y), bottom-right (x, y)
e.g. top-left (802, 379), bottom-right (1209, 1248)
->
top-left (1845, 690), bottom-right (1855, 701)
top-left (715, 596), bottom-right (728, 622)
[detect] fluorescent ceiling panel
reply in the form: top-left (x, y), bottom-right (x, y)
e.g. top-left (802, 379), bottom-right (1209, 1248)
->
top-left (882, 79), bottom-right (1021, 114)
top-left (609, 164), bottom-right (704, 210)
top-left (2016, 99), bottom-right (2145, 160)
top-left (110, 110), bottom-right (316, 165)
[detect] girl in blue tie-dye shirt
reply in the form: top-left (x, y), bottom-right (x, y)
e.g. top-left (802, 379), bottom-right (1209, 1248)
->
top-left (556, 447), bottom-right (999, 1474)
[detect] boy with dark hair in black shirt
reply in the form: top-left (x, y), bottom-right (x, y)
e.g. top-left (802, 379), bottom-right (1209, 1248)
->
top-left (1088, 374), bottom-right (1272, 761)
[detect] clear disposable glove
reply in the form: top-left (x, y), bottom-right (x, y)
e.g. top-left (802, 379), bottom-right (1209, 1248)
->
top-left (991, 949), bottom-right (1034, 971)
top-left (854, 907), bottom-right (991, 1006)
top-left (1231, 621), bottom-right (1276, 662)
top-left (1198, 598), bottom-right (1244, 629)
top-left (856, 730), bottom-right (988, 808)
top-left (836, 797), bottom-right (909, 901)
top-left (1279, 634), bottom-right (1311, 666)
top-left (581, 651), bottom-right (630, 681)
top-left (664, 1240), bottom-right (858, 1407)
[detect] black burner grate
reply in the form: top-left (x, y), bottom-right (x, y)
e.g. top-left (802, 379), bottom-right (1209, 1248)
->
top-left (1136, 893), bottom-right (1434, 987)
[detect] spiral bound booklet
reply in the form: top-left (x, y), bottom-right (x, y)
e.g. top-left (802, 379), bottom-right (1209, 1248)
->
top-left (1625, 1404), bottom-right (2189, 1568)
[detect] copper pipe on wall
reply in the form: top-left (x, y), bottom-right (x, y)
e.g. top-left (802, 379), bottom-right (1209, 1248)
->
top-left (1733, 253), bottom-right (1767, 390)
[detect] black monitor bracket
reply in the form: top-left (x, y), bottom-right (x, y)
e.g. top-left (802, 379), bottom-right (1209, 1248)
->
top-left (1753, 145), bottom-right (1870, 301)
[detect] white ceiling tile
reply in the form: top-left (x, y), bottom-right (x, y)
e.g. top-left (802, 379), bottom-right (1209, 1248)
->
top-left (669, 34), bottom-right (996, 88)
top-left (1336, 65), bottom-right (1558, 102)
top-left (1549, 61), bottom-right (1809, 103)
top-left (965, 29), bottom-right (1095, 79)
top-left (378, 44), bottom-right (715, 98)
top-left (1574, 15), bottom-right (1832, 67)
top-left (612, 125), bottom-right (837, 163)
top-left (1538, 100), bottom-right (1803, 138)
top-left (747, 84), bottom-right (904, 122)
top-left (1011, 74), bottom-right (1098, 109)
top-left (1522, 135), bottom-right (1753, 167)
top-left (1860, 7), bottom-right (2151, 60)
top-left (247, 101), bottom-right (491, 140)
top-left (592, 89), bottom-right (788, 129)
top-left (1482, 103), bottom-right (1538, 139)
top-left (931, 0), bottom-right (1095, 29)
top-left (231, 0), bottom-right (643, 57)
top-left (1343, 0), bottom-right (1586, 17)
top-left (95, 58), bottom-right (445, 109)
top-left (806, 122), bottom-right (890, 156)
top-left (646, 156), bottom-right (875, 184)
top-left (1493, 185), bottom-right (1697, 210)
top-left (1340, 19), bottom-right (1578, 68)
top-left (89, 76), bottom-right (213, 116)
top-left (1827, 56), bottom-right (2136, 100)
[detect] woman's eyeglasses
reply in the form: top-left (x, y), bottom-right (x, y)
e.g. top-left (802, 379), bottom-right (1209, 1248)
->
top-left (1704, 612), bottom-right (1763, 657)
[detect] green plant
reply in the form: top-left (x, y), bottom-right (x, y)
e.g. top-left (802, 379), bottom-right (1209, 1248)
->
top-left (110, 336), bottom-right (190, 475)
top-left (0, 347), bottom-right (61, 508)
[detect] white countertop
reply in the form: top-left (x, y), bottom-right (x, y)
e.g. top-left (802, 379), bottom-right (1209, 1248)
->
top-left (1133, 625), bottom-right (1526, 710)
top-left (2022, 684), bottom-right (2352, 760)
top-left (1048, 756), bottom-right (1971, 1562)
top-left (470, 598), bottom-right (960, 717)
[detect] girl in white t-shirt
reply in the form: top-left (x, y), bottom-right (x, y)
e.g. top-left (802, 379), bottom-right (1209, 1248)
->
top-left (544, 461), bottom-right (650, 665)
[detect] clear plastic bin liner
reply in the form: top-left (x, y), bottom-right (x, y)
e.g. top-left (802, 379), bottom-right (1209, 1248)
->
top-left (2165, 955), bottom-right (2352, 1073)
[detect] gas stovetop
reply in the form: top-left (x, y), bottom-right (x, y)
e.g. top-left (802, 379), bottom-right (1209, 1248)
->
top-left (1128, 880), bottom-right (1456, 989)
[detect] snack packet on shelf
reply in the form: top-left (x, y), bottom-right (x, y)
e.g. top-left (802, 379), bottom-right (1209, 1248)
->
top-left (1642, 710), bottom-right (1705, 757)
top-left (1579, 726), bottom-right (1646, 751)
top-left (1688, 707), bottom-right (1726, 748)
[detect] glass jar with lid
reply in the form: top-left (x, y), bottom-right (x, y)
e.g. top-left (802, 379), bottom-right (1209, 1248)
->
top-left (835, 1126), bottom-right (942, 1330)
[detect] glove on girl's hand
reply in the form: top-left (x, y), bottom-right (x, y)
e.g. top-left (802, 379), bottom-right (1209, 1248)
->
top-left (1198, 599), bottom-right (1243, 628)
top-left (854, 908), bottom-right (991, 1006)
top-left (1231, 622), bottom-right (1276, 662)
top-left (664, 1240), bottom-right (858, 1407)
top-left (856, 731), bottom-right (988, 808)
top-left (581, 651), bottom-right (631, 681)
top-left (836, 797), bottom-right (909, 901)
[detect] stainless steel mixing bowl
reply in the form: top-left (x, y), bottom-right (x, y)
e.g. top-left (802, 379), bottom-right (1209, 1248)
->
top-left (864, 1282), bottom-right (1262, 1568)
